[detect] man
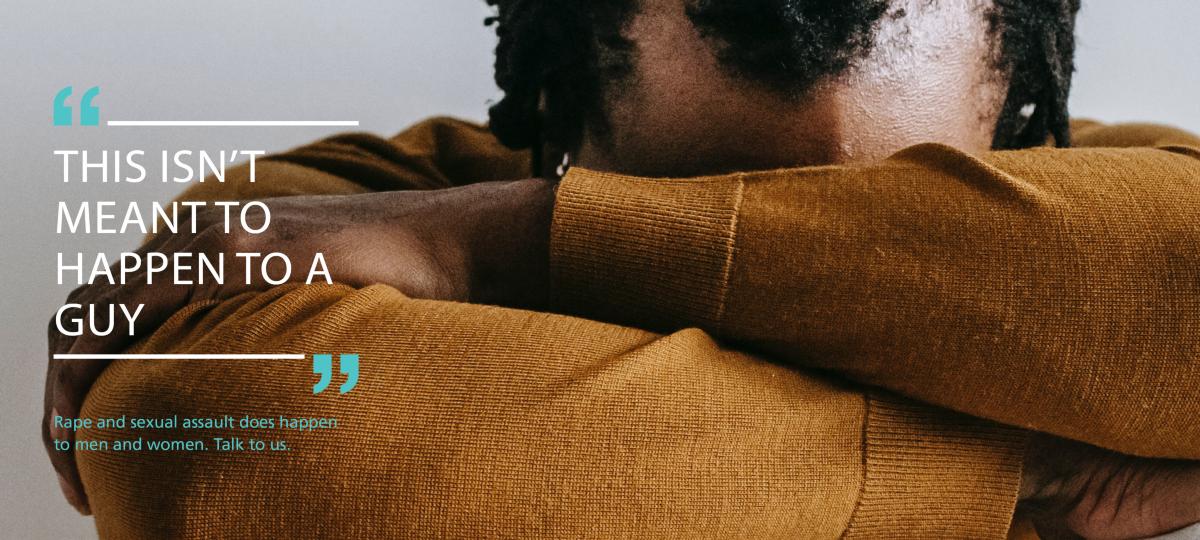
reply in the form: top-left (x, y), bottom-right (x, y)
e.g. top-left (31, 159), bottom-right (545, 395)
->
top-left (45, 0), bottom-right (1200, 537)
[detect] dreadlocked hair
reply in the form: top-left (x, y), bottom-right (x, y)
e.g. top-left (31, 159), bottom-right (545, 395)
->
top-left (484, 0), bottom-right (637, 169)
top-left (990, 0), bottom-right (1082, 149)
top-left (484, 0), bottom-right (1082, 171)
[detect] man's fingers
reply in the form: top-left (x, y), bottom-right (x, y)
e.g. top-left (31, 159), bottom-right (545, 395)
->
top-left (45, 310), bottom-right (95, 515)
top-left (45, 408), bottom-right (91, 515)
top-left (46, 357), bottom-right (109, 516)
top-left (57, 472), bottom-right (90, 515)
top-left (52, 224), bottom-right (213, 360)
top-left (42, 220), bottom-right (219, 514)
top-left (42, 386), bottom-right (92, 515)
top-left (63, 279), bottom-right (196, 359)
top-left (47, 231), bottom-right (206, 454)
top-left (45, 269), bottom-right (158, 514)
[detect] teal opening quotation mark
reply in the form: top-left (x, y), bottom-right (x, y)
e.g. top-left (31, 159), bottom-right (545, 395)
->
top-left (312, 354), bottom-right (359, 394)
top-left (53, 86), bottom-right (100, 126)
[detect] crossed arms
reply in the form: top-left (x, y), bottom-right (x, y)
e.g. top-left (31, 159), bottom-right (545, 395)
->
top-left (48, 118), bottom-right (1200, 538)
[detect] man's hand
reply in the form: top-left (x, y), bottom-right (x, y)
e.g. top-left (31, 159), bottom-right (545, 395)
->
top-left (1021, 434), bottom-right (1200, 539)
top-left (44, 179), bottom-right (555, 514)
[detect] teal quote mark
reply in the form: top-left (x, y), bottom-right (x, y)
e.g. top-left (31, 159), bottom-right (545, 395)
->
top-left (53, 86), bottom-right (100, 126)
top-left (312, 354), bottom-right (359, 394)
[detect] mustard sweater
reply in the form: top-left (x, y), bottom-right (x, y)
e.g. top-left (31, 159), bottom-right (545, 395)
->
top-left (77, 118), bottom-right (1200, 539)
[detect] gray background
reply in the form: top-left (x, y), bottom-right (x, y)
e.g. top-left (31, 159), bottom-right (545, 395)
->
top-left (1, 1), bottom-right (1197, 537)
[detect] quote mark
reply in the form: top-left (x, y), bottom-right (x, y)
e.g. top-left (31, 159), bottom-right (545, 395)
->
top-left (54, 86), bottom-right (100, 126)
top-left (312, 354), bottom-right (359, 394)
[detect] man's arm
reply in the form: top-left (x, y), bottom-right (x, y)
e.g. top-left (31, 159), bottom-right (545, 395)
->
top-left (75, 284), bottom-right (1027, 539)
top-left (44, 116), bottom-right (533, 512)
top-left (550, 127), bottom-right (1200, 459)
top-left (45, 179), bottom-right (553, 513)
top-left (49, 119), bottom-right (1200, 536)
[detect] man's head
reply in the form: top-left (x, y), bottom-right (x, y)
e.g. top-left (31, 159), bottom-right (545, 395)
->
top-left (485, 0), bottom-right (1080, 177)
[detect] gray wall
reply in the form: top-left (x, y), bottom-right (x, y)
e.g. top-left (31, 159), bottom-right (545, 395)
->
top-left (1, 1), bottom-right (1197, 538)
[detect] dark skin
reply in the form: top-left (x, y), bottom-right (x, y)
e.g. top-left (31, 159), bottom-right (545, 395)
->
top-left (44, 180), bottom-right (557, 511)
top-left (44, 0), bottom-right (1200, 537)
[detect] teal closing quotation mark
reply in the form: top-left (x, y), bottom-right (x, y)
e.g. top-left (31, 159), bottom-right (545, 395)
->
top-left (54, 86), bottom-right (101, 126)
top-left (312, 354), bottom-right (359, 394)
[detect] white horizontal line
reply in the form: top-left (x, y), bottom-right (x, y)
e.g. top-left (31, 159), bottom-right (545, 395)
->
top-left (106, 120), bottom-right (359, 127)
top-left (54, 353), bottom-right (306, 360)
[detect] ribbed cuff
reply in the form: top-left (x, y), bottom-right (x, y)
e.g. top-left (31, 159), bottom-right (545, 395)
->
top-left (844, 394), bottom-right (1027, 539)
top-left (550, 168), bottom-right (744, 331)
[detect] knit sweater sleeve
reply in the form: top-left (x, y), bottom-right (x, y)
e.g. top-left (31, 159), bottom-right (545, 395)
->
top-left (76, 284), bottom-right (1025, 539)
top-left (550, 125), bottom-right (1200, 459)
top-left (75, 114), bottom-right (1028, 538)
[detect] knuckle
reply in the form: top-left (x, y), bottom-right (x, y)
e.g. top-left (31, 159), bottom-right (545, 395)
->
top-left (196, 222), bottom-right (256, 253)
top-left (224, 227), bottom-right (256, 253)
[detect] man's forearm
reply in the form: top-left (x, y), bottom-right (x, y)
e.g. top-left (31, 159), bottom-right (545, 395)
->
top-left (549, 142), bottom-right (1200, 459)
top-left (75, 283), bottom-right (1027, 539)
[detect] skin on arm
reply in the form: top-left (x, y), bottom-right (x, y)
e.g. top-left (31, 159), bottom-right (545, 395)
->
top-left (52, 167), bottom-right (1200, 538)
top-left (43, 1), bottom-right (1200, 533)
top-left (36, 0), bottom-right (1069, 500)
top-left (43, 118), bottom-right (536, 514)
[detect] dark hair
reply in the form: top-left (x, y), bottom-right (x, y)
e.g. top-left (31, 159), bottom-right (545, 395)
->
top-left (990, 0), bottom-right (1082, 149)
top-left (484, 0), bottom-right (1081, 169)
